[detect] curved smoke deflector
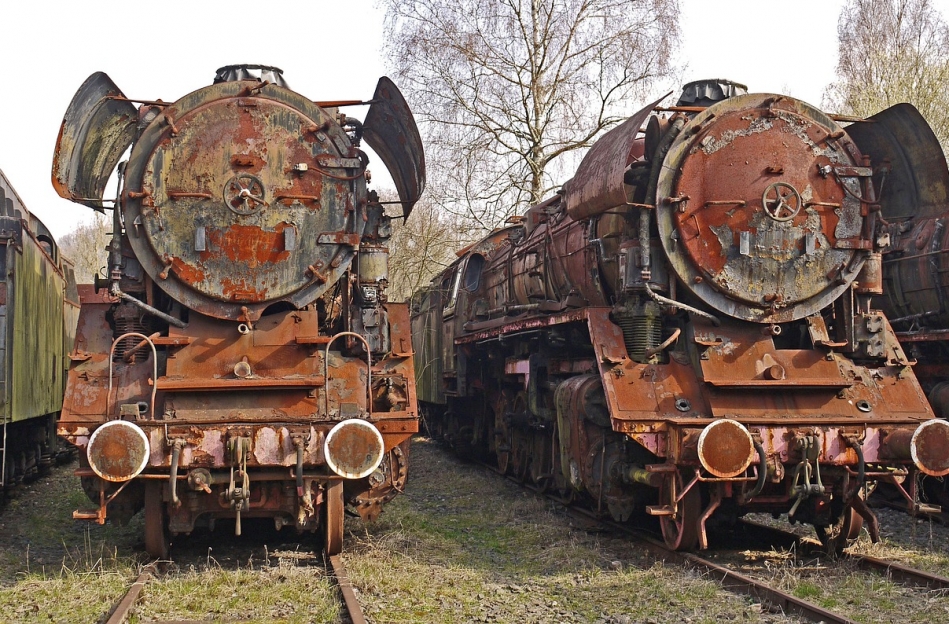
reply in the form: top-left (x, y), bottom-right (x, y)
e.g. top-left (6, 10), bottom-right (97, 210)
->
top-left (51, 72), bottom-right (137, 211)
top-left (846, 103), bottom-right (949, 221)
top-left (362, 77), bottom-right (426, 219)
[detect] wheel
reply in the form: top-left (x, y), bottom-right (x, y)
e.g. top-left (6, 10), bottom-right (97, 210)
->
top-left (815, 505), bottom-right (863, 557)
top-left (324, 480), bottom-right (344, 555)
top-left (659, 470), bottom-right (701, 550)
top-left (144, 481), bottom-right (170, 559)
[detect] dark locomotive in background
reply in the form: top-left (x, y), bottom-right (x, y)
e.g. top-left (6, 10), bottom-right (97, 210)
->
top-left (412, 80), bottom-right (949, 553)
top-left (51, 65), bottom-right (424, 556)
top-left (0, 170), bottom-right (78, 496)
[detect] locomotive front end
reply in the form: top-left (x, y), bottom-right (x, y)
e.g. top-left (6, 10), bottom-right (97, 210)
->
top-left (53, 65), bottom-right (424, 556)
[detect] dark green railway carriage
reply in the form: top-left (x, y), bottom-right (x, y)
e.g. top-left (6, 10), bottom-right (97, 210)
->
top-left (410, 287), bottom-right (444, 407)
top-left (0, 169), bottom-right (79, 490)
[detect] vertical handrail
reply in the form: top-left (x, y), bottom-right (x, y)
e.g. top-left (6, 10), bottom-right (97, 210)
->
top-left (323, 332), bottom-right (372, 418)
top-left (107, 332), bottom-right (158, 420)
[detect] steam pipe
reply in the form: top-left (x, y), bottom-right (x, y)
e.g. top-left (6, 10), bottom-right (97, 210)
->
top-left (643, 282), bottom-right (720, 326)
top-left (111, 285), bottom-right (187, 328)
top-left (170, 439), bottom-right (184, 506)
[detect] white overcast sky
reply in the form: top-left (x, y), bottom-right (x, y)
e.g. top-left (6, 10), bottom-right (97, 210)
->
top-left (1, 0), bottom-right (947, 240)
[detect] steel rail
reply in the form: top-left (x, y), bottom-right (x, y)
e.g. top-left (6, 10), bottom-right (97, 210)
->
top-left (475, 459), bottom-right (857, 624)
top-left (104, 562), bottom-right (159, 624)
top-left (329, 554), bottom-right (367, 624)
top-left (741, 518), bottom-right (949, 591)
top-left (850, 553), bottom-right (949, 590)
top-left (584, 509), bottom-right (856, 624)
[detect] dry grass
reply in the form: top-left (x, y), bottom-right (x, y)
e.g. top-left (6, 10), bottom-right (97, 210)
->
top-left (343, 439), bottom-right (794, 623)
top-left (6, 438), bottom-right (948, 623)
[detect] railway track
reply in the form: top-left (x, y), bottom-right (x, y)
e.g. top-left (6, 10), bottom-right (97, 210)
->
top-left (101, 555), bottom-right (367, 624)
top-left (478, 458), bottom-right (949, 624)
top-left (740, 518), bottom-right (949, 591)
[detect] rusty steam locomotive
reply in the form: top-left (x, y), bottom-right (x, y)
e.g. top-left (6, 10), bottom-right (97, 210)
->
top-left (412, 80), bottom-right (949, 553)
top-left (52, 65), bottom-right (424, 556)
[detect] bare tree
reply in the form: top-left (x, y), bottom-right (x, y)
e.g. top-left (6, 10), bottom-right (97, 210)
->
top-left (58, 213), bottom-right (111, 284)
top-left (385, 195), bottom-right (465, 302)
top-left (381, 0), bottom-right (680, 232)
top-left (825, 0), bottom-right (949, 149)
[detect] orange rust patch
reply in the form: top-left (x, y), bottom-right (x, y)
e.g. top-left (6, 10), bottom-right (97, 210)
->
top-left (219, 276), bottom-right (267, 301)
top-left (205, 223), bottom-right (293, 267)
top-left (170, 257), bottom-right (207, 285)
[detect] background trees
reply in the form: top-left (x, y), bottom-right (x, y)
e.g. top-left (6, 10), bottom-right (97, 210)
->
top-left (380, 0), bottom-right (681, 232)
top-left (825, 0), bottom-right (949, 148)
top-left (386, 198), bottom-right (464, 302)
top-left (58, 213), bottom-right (110, 284)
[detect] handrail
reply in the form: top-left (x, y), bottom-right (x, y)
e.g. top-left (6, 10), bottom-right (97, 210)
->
top-left (323, 332), bottom-right (372, 418)
top-left (108, 332), bottom-right (158, 420)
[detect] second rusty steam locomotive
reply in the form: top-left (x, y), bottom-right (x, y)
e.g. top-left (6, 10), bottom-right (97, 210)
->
top-left (412, 80), bottom-right (949, 553)
top-left (53, 65), bottom-right (424, 556)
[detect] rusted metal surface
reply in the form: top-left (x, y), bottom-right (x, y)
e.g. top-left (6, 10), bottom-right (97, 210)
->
top-left (328, 554), bottom-right (367, 624)
top-left (50, 72), bottom-right (137, 209)
top-left (846, 102), bottom-right (949, 221)
top-left (412, 84), bottom-right (945, 552)
top-left (122, 80), bottom-right (365, 322)
top-left (87, 420), bottom-right (149, 482)
top-left (911, 419), bottom-right (949, 476)
top-left (562, 94), bottom-right (668, 220)
top-left (363, 77), bottom-right (426, 218)
top-left (324, 419), bottom-right (385, 478)
top-left (656, 94), bottom-right (871, 323)
top-left (696, 419), bottom-right (755, 478)
top-left (54, 69), bottom-right (422, 554)
top-left (104, 562), bottom-right (158, 624)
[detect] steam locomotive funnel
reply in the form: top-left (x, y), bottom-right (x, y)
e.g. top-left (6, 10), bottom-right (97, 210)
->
top-left (51, 72), bottom-right (137, 210)
top-left (363, 77), bottom-right (426, 218)
top-left (846, 103), bottom-right (949, 221)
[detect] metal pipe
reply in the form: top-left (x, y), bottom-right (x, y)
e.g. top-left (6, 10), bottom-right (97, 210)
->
top-left (644, 327), bottom-right (681, 358)
top-left (295, 438), bottom-right (305, 497)
top-left (844, 437), bottom-right (866, 500)
top-left (112, 285), bottom-right (187, 328)
top-left (745, 441), bottom-right (768, 500)
top-left (643, 282), bottom-right (720, 326)
top-left (170, 439), bottom-right (183, 506)
top-left (123, 332), bottom-right (161, 363)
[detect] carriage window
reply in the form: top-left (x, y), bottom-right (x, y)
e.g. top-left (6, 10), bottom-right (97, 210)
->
top-left (443, 268), bottom-right (462, 316)
top-left (463, 254), bottom-right (485, 292)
